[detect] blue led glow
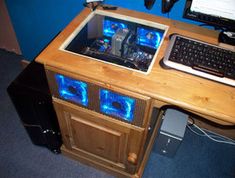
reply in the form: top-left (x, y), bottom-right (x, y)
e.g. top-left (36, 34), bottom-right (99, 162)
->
top-left (55, 74), bottom-right (88, 106)
top-left (137, 27), bottom-right (163, 49)
top-left (99, 89), bottom-right (136, 122)
top-left (103, 19), bottom-right (128, 37)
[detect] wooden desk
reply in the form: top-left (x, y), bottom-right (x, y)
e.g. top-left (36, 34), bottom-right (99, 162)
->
top-left (36, 7), bottom-right (235, 177)
top-left (36, 7), bottom-right (235, 125)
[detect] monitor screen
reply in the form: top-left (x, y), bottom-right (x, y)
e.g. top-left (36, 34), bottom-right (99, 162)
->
top-left (183, 0), bottom-right (235, 31)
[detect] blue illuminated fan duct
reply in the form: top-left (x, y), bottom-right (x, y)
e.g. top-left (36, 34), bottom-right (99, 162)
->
top-left (100, 89), bottom-right (136, 122)
top-left (103, 19), bottom-right (128, 37)
top-left (55, 74), bottom-right (88, 106)
top-left (137, 27), bottom-right (164, 49)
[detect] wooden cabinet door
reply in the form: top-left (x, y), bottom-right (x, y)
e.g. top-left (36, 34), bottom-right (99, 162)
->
top-left (53, 98), bottom-right (145, 171)
top-left (70, 113), bottom-right (127, 163)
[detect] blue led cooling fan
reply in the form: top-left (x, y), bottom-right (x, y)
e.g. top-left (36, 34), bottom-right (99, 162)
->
top-left (100, 89), bottom-right (136, 122)
top-left (137, 27), bottom-right (163, 49)
top-left (103, 19), bottom-right (128, 37)
top-left (55, 74), bottom-right (88, 106)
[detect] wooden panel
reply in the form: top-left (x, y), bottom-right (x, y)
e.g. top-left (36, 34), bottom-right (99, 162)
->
top-left (53, 101), bottom-right (72, 149)
top-left (151, 99), bottom-right (234, 126)
top-left (53, 98), bottom-right (145, 173)
top-left (70, 114), bottom-right (126, 163)
top-left (61, 145), bottom-right (140, 178)
top-left (137, 109), bottom-right (165, 177)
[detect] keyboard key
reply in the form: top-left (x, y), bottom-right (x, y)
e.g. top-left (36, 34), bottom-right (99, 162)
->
top-left (163, 34), bottom-right (235, 86)
top-left (167, 36), bottom-right (235, 80)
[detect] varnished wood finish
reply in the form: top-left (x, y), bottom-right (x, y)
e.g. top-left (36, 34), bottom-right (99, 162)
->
top-left (128, 153), bottom-right (138, 164)
top-left (57, 103), bottom-right (161, 178)
top-left (61, 145), bottom-right (140, 178)
top-left (137, 109), bottom-right (164, 176)
top-left (53, 98), bottom-right (146, 175)
top-left (36, 7), bottom-right (235, 125)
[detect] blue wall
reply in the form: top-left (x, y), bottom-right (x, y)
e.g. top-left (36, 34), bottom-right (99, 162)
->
top-left (5, 0), bottom-right (200, 61)
top-left (5, 0), bottom-right (84, 61)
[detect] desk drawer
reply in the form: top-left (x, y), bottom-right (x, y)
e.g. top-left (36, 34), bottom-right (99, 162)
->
top-left (46, 70), bottom-right (150, 127)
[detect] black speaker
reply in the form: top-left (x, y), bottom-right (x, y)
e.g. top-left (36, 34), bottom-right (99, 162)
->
top-left (162, 0), bottom-right (178, 13)
top-left (7, 60), bottom-right (62, 153)
top-left (144, 0), bottom-right (156, 10)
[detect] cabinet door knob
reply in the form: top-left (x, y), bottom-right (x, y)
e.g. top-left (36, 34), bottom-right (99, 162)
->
top-left (128, 153), bottom-right (137, 164)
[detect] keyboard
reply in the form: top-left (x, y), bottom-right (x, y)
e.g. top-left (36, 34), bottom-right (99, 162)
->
top-left (162, 34), bottom-right (235, 87)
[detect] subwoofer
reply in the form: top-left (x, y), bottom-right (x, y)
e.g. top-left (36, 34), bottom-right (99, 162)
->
top-left (7, 61), bottom-right (62, 153)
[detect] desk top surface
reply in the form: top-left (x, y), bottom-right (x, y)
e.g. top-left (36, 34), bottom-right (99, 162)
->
top-left (36, 7), bottom-right (235, 125)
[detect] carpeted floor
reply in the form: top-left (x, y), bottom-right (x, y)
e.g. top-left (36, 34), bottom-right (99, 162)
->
top-left (0, 48), bottom-right (234, 178)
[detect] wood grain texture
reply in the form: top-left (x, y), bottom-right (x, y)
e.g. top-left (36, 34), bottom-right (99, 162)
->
top-left (53, 98), bottom-right (146, 174)
top-left (36, 7), bottom-right (235, 125)
top-left (61, 145), bottom-right (141, 178)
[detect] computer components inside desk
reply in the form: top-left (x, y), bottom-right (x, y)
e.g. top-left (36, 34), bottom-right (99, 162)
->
top-left (162, 34), bottom-right (235, 87)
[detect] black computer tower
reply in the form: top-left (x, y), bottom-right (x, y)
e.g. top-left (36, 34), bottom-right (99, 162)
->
top-left (7, 60), bottom-right (62, 153)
